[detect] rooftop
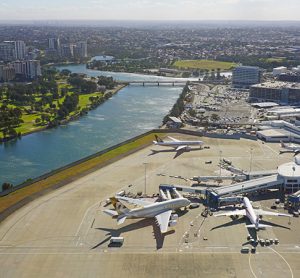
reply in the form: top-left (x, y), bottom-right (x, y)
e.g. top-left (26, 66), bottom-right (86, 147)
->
top-left (251, 81), bottom-right (300, 89)
top-left (278, 160), bottom-right (300, 178)
top-left (251, 102), bottom-right (279, 108)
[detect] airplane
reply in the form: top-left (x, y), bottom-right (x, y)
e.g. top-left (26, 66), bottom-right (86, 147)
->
top-left (153, 135), bottom-right (204, 152)
top-left (280, 141), bottom-right (300, 155)
top-left (214, 197), bottom-right (291, 230)
top-left (103, 191), bottom-right (190, 234)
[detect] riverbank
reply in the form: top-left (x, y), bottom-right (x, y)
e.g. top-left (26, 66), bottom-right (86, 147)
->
top-left (0, 130), bottom-right (168, 220)
top-left (0, 84), bottom-right (127, 143)
top-left (1, 65), bottom-right (184, 187)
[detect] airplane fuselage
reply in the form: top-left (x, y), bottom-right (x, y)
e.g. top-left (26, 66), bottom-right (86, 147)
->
top-left (243, 197), bottom-right (259, 227)
top-left (154, 141), bottom-right (203, 148)
top-left (280, 142), bottom-right (300, 152)
top-left (125, 198), bottom-right (190, 218)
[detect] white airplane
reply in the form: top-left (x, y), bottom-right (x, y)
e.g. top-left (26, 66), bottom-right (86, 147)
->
top-left (214, 197), bottom-right (291, 230)
top-left (280, 141), bottom-right (300, 155)
top-left (103, 192), bottom-right (190, 233)
top-left (153, 135), bottom-right (204, 152)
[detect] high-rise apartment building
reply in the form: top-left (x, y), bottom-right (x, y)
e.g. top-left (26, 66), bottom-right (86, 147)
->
top-left (13, 60), bottom-right (41, 79)
top-left (74, 41), bottom-right (88, 58)
top-left (0, 41), bottom-right (15, 62)
top-left (60, 44), bottom-right (75, 58)
top-left (14, 41), bottom-right (26, 60)
top-left (48, 38), bottom-right (60, 50)
top-left (0, 64), bottom-right (16, 82)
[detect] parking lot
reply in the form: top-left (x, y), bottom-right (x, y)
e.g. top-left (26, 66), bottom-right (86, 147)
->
top-left (184, 84), bottom-right (256, 126)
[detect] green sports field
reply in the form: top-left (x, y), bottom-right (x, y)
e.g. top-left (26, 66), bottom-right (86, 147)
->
top-left (173, 59), bottom-right (237, 71)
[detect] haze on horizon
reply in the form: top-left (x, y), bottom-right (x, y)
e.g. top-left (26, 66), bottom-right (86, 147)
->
top-left (1, 0), bottom-right (300, 21)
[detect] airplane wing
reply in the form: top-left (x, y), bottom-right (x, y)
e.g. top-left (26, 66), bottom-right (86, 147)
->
top-left (117, 196), bottom-right (153, 208)
top-left (176, 145), bottom-right (188, 152)
top-left (155, 210), bottom-right (172, 233)
top-left (168, 136), bottom-right (180, 142)
top-left (214, 209), bottom-right (246, 217)
top-left (254, 209), bottom-right (292, 217)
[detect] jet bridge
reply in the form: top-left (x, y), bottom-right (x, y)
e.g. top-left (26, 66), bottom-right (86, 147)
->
top-left (159, 184), bottom-right (206, 195)
top-left (207, 175), bottom-right (284, 208)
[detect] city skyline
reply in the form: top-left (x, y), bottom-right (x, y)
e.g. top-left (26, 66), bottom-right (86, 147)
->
top-left (1, 0), bottom-right (300, 21)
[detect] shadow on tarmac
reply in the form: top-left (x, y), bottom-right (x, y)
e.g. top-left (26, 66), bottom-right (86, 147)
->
top-left (149, 147), bottom-right (202, 159)
top-left (93, 218), bottom-right (175, 250)
top-left (211, 216), bottom-right (290, 236)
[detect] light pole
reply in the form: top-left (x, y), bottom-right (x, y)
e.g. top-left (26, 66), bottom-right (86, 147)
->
top-left (143, 162), bottom-right (148, 195)
top-left (219, 150), bottom-right (222, 177)
top-left (249, 148), bottom-right (253, 174)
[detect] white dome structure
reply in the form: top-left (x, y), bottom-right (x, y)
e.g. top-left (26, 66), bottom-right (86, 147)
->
top-left (278, 156), bottom-right (300, 192)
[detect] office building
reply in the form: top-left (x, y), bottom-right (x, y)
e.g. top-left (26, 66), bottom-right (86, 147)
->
top-left (249, 81), bottom-right (300, 104)
top-left (232, 66), bottom-right (262, 88)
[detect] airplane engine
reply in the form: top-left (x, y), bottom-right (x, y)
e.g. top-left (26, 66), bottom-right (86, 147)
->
top-left (171, 214), bottom-right (178, 220)
top-left (185, 146), bottom-right (192, 151)
top-left (169, 220), bottom-right (177, 227)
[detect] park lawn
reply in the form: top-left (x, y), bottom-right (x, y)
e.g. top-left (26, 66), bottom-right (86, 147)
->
top-left (15, 113), bottom-right (42, 135)
top-left (0, 131), bottom-right (166, 213)
top-left (78, 92), bottom-right (103, 108)
top-left (173, 59), bottom-right (237, 71)
top-left (264, 57), bottom-right (286, 63)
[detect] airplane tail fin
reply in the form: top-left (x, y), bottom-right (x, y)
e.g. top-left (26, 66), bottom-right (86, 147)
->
top-left (117, 215), bottom-right (127, 225)
top-left (110, 197), bottom-right (129, 214)
top-left (155, 135), bottom-right (163, 143)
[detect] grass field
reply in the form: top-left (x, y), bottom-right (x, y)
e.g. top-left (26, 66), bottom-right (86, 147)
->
top-left (0, 132), bottom-right (165, 213)
top-left (0, 85), bottom-right (125, 139)
top-left (264, 57), bottom-right (286, 63)
top-left (173, 60), bottom-right (237, 71)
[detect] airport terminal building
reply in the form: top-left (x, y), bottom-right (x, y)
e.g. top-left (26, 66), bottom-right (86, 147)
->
top-left (249, 81), bottom-right (300, 104)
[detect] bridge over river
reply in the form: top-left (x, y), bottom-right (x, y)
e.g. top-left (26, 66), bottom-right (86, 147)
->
top-left (122, 80), bottom-right (189, 86)
top-left (119, 79), bottom-right (226, 86)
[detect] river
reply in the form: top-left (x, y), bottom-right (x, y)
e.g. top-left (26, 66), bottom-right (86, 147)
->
top-left (0, 64), bottom-right (188, 186)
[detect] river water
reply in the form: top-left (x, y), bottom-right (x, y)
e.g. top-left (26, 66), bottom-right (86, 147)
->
top-left (0, 64), bottom-right (187, 186)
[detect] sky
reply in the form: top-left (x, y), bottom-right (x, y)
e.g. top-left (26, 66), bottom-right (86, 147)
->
top-left (0, 0), bottom-right (300, 21)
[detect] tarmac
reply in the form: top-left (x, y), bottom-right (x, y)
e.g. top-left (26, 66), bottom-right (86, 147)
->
top-left (0, 135), bottom-right (299, 277)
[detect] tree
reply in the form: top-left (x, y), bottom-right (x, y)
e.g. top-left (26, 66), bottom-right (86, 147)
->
top-left (60, 69), bottom-right (71, 76)
top-left (210, 113), bottom-right (220, 122)
top-left (2, 182), bottom-right (13, 191)
top-left (35, 118), bottom-right (41, 125)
